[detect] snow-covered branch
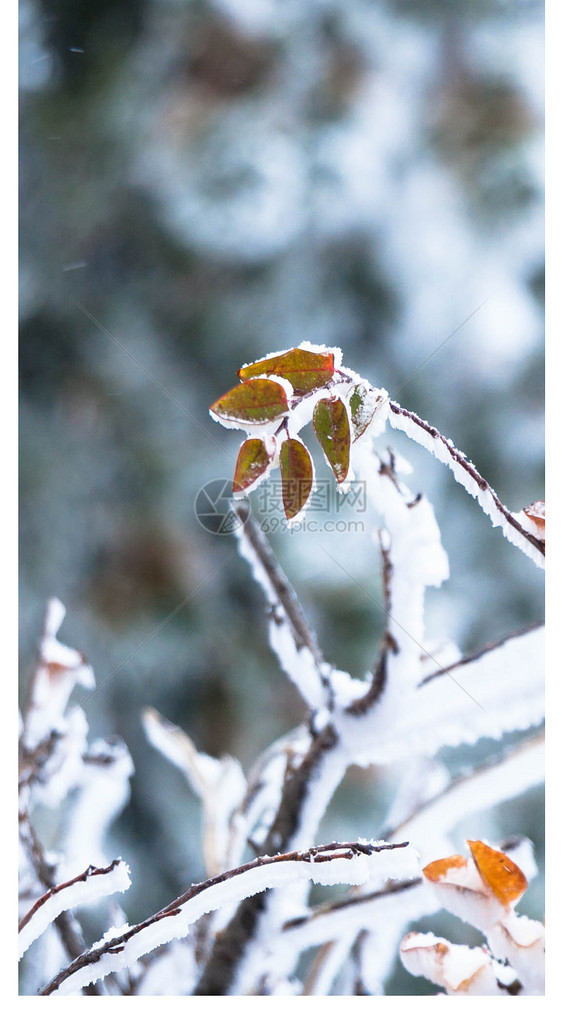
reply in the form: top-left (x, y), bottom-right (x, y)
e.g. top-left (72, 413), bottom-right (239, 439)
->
top-left (19, 343), bottom-right (544, 996)
top-left (387, 401), bottom-right (545, 568)
top-left (235, 507), bottom-right (334, 711)
top-left (143, 707), bottom-right (246, 877)
top-left (20, 598), bottom-right (95, 752)
top-left (386, 733), bottom-right (545, 853)
top-left (367, 624), bottom-right (544, 764)
top-left (19, 860), bottom-right (131, 959)
top-left (346, 443), bottom-right (450, 713)
top-left (42, 841), bottom-right (416, 995)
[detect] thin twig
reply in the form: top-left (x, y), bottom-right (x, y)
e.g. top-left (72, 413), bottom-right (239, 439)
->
top-left (19, 860), bottom-right (125, 934)
top-left (42, 841), bottom-right (409, 995)
top-left (236, 506), bottom-right (334, 707)
top-left (18, 816), bottom-right (105, 995)
top-left (193, 722), bottom-right (341, 994)
top-left (388, 401), bottom-right (544, 560)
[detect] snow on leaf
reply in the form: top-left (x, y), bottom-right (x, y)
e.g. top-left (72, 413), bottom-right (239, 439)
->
top-left (423, 855), bottom-right (468, 882)
top-left (523, 500), bottom-right (545, 527)
top-left (419, 841), bottom-right (531, 936)
top-left (312, 396), bottom-right (350, 483)
top-left (232, 436), bottom-right (275, 497)
top-left (209, 378), bottom-right (289, 428)
top-left (400, 932), bottom-right (509, 995)
top-left (521, 500), bottom-right (545, 541)
top-left (238, 347), bottom-right (335, 396)
top-left (349, 382), bottom-right (382, 441)
top-left (487, 911), bottom-right (545, 994)
top-left (467, 839), bottom-right (528, 907)
top-left (279, 437), bottom-right (314, 521)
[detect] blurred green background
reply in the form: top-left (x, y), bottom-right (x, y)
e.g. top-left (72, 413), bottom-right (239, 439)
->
top-left (19, 0), bottom-right (544, 985)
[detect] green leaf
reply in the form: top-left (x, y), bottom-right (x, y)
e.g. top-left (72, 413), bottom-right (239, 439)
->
top-left (312, 396), bottom-right (351, 483)
top-left (210, 378), bottom-right (289, 427)
top-left (232, 438), bottom-right (274, 496)
top-left (349, 382), bottom-right (380, 441)
top-left (279, 438), bottom-right (314, 520)
top-left (238, 348), bottom-right (335, 396)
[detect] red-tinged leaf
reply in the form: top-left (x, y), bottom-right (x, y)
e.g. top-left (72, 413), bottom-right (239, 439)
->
top-left (349, 382), bottom-right (380, 440)
top-left (312, 396), bottom-right (350, 483)
top-left (422, 856), bottom-right (468, 883)
top-left (210, 378), bottom-right (289, 427)
top-left (280, 438), bottom-right (314, 520)
top-left (238, 348), bottom-right (335, 396)
top-left (232, 438), bottom-right (274, 496)
top-left (467, 840), bottom-right (527, 906)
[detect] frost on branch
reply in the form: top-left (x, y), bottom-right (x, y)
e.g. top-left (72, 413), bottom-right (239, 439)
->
top-left (19, 602), bottom-right (134, 996)
top-left (21, 597), bottom-right (94, 752)
top-left (142, 706), bottom-right (246, 877)
top-left (19, 860), bottom-right (131, 959)
top-left (387, 402), bottom-right (545, 569)
top-left (41, 841), bottom-right (418, 995)
top-left (19, 346), bottom-right (543, 995)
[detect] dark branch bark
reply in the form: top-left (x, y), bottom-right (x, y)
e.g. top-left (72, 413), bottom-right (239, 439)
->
top-left (418, 623), bottom-right (544, 688)
top-left (42, 841), bottom-right (407, 995)
top-left (18, 860), bottom-right (123, 933)
top-left (193, 722), bottom-right (339, 994)
top-left (19, 816), bottom-right (105, 996)
top-left (381, 731), bottom-right (544, 841)
top-left (236, 507), bottom-right (334, 706)
top-left (283, 876), bottom-right (422, 931)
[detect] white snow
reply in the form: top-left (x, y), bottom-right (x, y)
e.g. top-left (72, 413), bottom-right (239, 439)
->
top-left (22, 598), bottom-right (95, 750)
top-left (19, 860), bottom-right (131, 959)
top-left (388, 404), bottom-right (545, 569)
top-left (50, 842), bottom-right (419, 994)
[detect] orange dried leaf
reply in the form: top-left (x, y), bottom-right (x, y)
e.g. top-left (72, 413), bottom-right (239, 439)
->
top-left (467, 840), bottom-right (528, 906)
top-left (238, 348), bottom-right (335, 396)
top-left (210, 378), bottom-right (289, 427)
top-left (232, 438), bottom-right (274, 495)
top-left (423, 855), bottom-right (468, 882)
top-left (280, 438), bottom-right (314, 520)
top-left (312, 396), bottom-right (351, 483)
top-left (523, 500), bottom-right (545, 534)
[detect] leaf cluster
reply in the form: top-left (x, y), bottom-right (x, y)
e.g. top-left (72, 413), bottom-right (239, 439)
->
top-left (209, 347), bottom-right (380, 520)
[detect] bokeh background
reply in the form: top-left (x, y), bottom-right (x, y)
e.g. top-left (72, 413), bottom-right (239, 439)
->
top-left (19, 0), bottom-right (544, 992)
